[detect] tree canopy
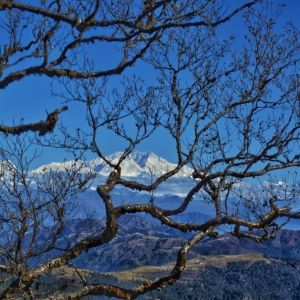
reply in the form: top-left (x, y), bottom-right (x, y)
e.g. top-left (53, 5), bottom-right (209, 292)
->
top-left (1, 0), bottom-right (300, 299)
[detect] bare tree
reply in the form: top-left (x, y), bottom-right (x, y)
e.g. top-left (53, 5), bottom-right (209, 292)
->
top-left (1, 0), bottom-right (300, 299)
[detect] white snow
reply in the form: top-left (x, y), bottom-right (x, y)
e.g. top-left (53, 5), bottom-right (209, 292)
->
top-left (31, 151), bottom-right (194, 178)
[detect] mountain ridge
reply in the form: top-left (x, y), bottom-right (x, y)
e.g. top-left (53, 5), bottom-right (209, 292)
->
top-left (67, 214), bottom-right (300, 273)
top-left (32, 151), bottom-right (193, 178)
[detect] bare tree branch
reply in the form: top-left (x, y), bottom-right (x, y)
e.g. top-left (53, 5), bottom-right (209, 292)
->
top-left (0, 0), bottom-right (300, 299)
top-left (0, 106), bottom-right (68, 136)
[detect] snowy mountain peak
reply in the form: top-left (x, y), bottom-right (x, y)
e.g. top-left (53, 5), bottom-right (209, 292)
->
top-left (90, 151), bottom-right (192, 178)
top-left (129, 151), bottom-right (153, 168)
top-left (32, 151), bottom-right (193, 178)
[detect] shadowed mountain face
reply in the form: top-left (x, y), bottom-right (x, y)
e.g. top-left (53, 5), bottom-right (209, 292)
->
top-left (25, 213), bottom-right (300, 275)
top-left (71, 215), bottom-right (195, 272)
top-left (65, 214), bottom-right (300, 273)
top-left (193, 229), bottom-right (300, 258)
top-left (25, 214), bottom-right (300, 300)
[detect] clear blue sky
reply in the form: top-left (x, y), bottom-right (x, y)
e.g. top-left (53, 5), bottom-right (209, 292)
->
top-left (1, 0), bottom-right (300, 169)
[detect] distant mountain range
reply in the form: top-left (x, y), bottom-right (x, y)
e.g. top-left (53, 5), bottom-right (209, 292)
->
top-left (28, 214), bottom-right (300, 300)
top-left (66, 214), bottom-right (300, 273)
top-left (32, 151), bottom-right (193, 178)
top-left (5, 150), bottom-right (298, 231)
top-left (28, 151), bottom-right (300, 209)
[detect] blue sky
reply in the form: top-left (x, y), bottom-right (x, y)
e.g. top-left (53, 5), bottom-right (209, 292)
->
top-left (1, 0), bottom-right (300, 170)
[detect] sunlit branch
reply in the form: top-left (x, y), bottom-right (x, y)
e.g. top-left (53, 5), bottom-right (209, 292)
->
top-left (0, 106), bottom-right (68, 136)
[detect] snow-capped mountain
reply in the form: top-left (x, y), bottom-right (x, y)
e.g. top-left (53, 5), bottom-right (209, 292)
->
top-left (32, 151), bottom-right (193, 178)
top-left (90, 151), bottom-right (192, 178)
top-left (33, 160), bottom-right (91, 174)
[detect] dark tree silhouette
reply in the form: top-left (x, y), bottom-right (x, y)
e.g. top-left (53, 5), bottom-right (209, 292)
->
top-left (1, 0), bottom-right (300, 299)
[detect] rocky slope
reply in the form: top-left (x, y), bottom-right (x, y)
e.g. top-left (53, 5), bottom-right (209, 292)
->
top-left (66, 214), bottom-right (300, 273)
top-left (23, 214), bottom-right (300, 299)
